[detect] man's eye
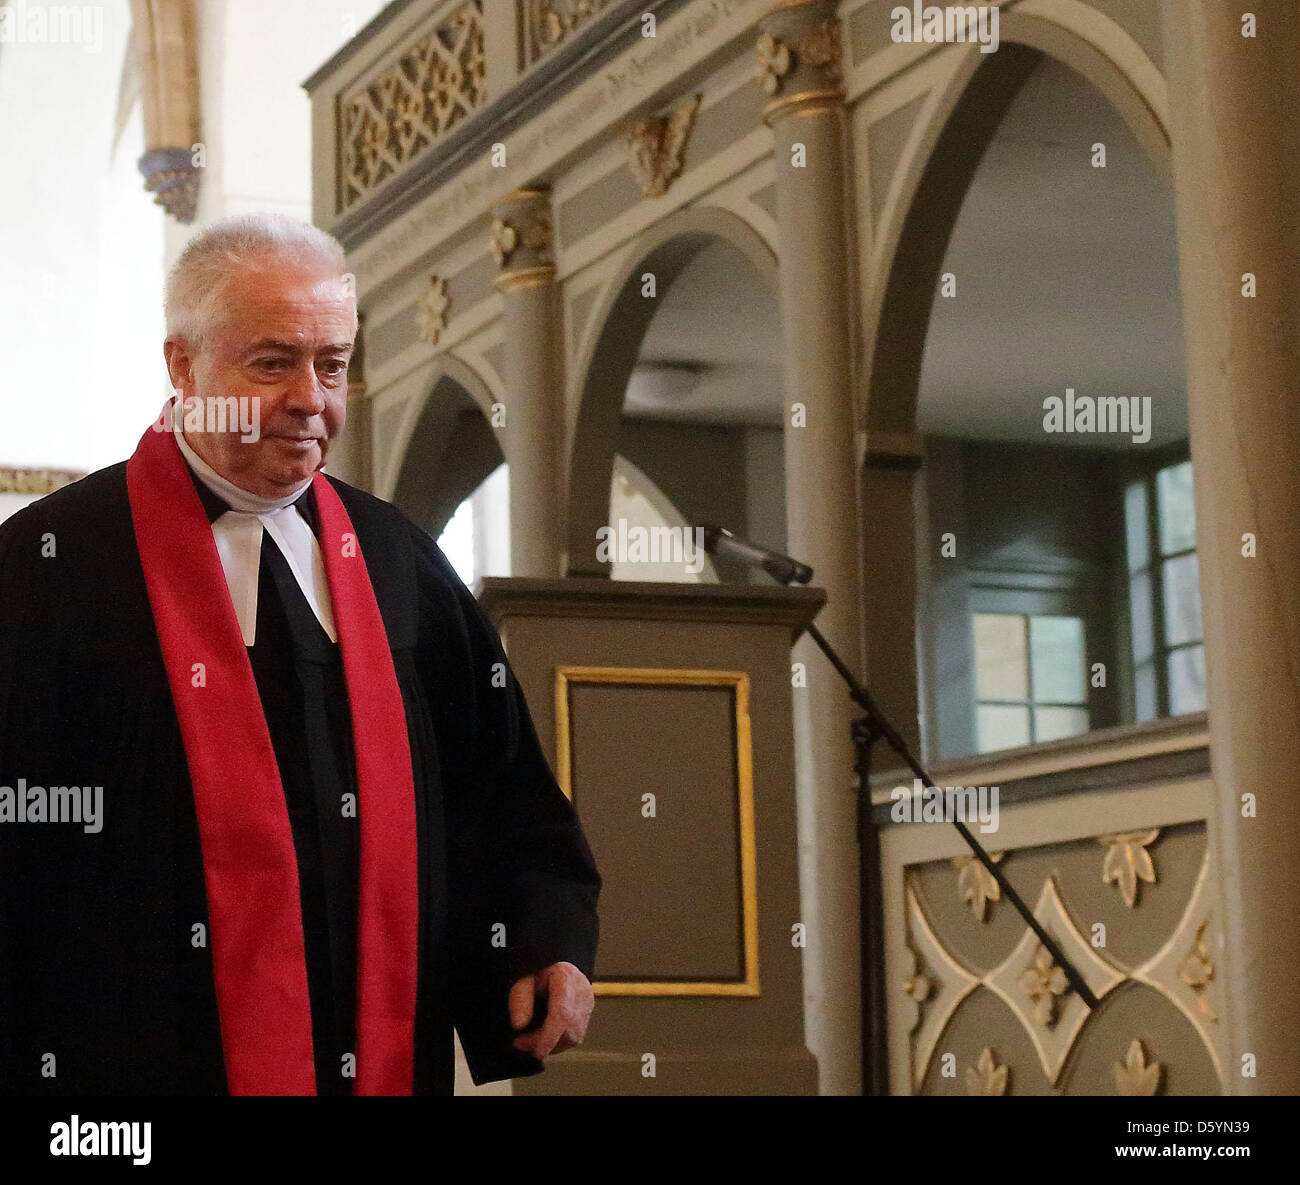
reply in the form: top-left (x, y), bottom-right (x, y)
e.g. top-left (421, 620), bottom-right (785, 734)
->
top-left (319, 360), bottom-right (348, 377)
top-left (254, 358), bottom-right (289, 371)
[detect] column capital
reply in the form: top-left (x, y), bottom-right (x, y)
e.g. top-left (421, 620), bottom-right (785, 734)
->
top-left (129, 0), bottom-right (200, 223)
top-left (756, 0), bottom-right (845, 126)
top-left (490, 186), bottom-right (557, 292)
top-left (137, 147), bottom-right (200, 224)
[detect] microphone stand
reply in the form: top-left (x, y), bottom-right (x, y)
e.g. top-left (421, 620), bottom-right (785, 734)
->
top-left (799, 618), bottom-right (1099, 1094)
top-left (715, 537), bottom-right (1100, 1094)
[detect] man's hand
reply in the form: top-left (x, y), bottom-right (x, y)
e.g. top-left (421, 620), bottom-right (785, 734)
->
top-left (509, 962), bottom-right (594, 1060)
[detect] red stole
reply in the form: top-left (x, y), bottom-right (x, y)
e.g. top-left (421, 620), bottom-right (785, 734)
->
top-left (125, 413), bottom-right (418, 1095)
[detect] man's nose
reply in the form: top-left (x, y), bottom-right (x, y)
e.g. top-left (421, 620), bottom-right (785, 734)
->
top-left (283, 362), bottom-right (327, 415)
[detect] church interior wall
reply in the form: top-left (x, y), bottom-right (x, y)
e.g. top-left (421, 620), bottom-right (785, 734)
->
top-left (1, 0), bottom-right (1283, 1098)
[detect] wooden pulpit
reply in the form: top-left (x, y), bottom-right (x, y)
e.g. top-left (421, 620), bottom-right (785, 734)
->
top-left (476, 577), bottom-right (824, 1095)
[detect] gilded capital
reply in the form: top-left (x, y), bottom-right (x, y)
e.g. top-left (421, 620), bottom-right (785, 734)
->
top-left (489, 187), bottom-right (556, 292)
top-left (756, 0), bottom-right (844, 125)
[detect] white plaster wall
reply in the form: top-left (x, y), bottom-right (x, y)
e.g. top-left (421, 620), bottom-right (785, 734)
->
top-left (0, 0), bottom-right (165, 472)
top-left (0, 0), bottom-right (388, 476)
top-left (186, 0), bottom-right (387, 231)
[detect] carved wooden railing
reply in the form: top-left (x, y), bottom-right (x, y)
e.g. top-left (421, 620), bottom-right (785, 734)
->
top-left (870, 715), bottom-right (1223, 1096)
top-left (338, 1), bottom-right (488, 215)
top-left (324, 0), bottom-right (642, 221)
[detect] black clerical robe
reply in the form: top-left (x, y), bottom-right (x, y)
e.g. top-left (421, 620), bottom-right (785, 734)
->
top-left (0, 461), bottom-right (601, 1095)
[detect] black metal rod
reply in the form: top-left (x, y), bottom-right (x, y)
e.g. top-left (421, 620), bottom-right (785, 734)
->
top-left (852, 717), bottom-right (891, 1096)
top-left (804, 622), bottom-right (1099, 1012)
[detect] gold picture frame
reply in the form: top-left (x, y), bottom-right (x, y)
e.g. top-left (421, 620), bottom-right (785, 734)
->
top-left (554, 665), bottom-right (759, 997)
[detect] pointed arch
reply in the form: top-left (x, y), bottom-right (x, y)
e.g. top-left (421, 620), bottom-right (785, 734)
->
top-left (565, 205), bottom-right (778, 576)
top-left (862, 3), bottom-right (1172, 435)
top-left (380, 353), bottom-right (503, 536)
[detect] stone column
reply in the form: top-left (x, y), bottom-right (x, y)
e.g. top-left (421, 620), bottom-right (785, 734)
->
top-left (859, 433), bottom-right (923, 758)
top-left (490, 187), bottom-right (567, 578)
top-left (1160, 0), bottom-right (1300, 1094)
top-left (129, 0), bottom-right (201, 222)
top-left (333, 313), bottom-right (373, 491)
top-left (757, 0), bottom-right (863, 1095)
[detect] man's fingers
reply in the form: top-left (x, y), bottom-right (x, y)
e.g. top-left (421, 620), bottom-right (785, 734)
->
top-left (508, 975), bottom-right (535, 1030)
top-left (509, 964), bottom-right (596, 1059)
top-left (521, 978), bottom-right (573, 1058)
top-left (513, 972), bottom-right (576, 1057)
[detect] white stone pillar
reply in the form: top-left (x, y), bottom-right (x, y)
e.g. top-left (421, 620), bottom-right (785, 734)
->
top-left (490, 187), bottom-right (566, 578)
top-left (757, 0), bottom-right (864, 1095)
top-left (1160, 0), bottom-right (1300, 1094)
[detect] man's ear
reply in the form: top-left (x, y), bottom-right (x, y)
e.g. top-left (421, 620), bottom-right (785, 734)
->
top-left (163, 336), bottom-right (195, 394)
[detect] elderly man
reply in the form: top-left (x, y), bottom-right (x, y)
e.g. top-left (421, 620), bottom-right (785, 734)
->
top-left (0, 214), bottom-right (600, 1096)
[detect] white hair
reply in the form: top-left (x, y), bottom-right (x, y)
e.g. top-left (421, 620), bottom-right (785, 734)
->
top-left (164, 212), bottom-right (356, 344)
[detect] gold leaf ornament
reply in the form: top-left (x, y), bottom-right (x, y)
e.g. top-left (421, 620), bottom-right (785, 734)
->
top-left (1114, 1039), bottom-right (1162, 1096)
top-left (624, 94), bottom-right (701, 198)
top-left (1177, 919), bottom-right (1217, 1020)
top-left (490, 218), bottom-right (518, 267)
top-left (414, 275), bottom-right (450, 346)
top-left (755, 32), bottom-right (792, 95)
top-left (954, 851), bottom-right (1003, 922)
top-left (966, 1048), bottom-right (1008, 1096)
top-left (1017, 942), bottom-right (1069, 1028)
top-left (1100, 829), bottom-right (1159, 908)
top-left (797, 19), bottom-right (842, 77)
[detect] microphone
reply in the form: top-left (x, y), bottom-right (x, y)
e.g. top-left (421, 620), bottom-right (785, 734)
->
top-left (700, 525), bottom-right (814, 585)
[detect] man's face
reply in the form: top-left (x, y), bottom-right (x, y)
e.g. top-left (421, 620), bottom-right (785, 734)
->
top-left (164, 255), bottom-right (356, 498)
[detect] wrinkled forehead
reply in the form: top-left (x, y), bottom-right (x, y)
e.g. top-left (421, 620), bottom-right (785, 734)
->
top-left (211, 255), bottom-right (357, 346)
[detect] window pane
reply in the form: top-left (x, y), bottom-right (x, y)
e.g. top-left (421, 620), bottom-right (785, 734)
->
top-left (1124, 480), bottom-right (1150, 573)
top-left (1029, 615), bottom-right (1086, 704)
top-left (1168, 645), bottom-right (1207, 714)
top-left (1162, 552), bottom-right (1204, 646)
top-left (1130, 572), bottom-right (1154, 665)
top-left (1134, 662), bottom-right (1158, 722)
top-left (1034, 706), bottom-right (1090, 743)
top-left (978, 704), bottom-right (1031, 753)
top-left (1157, 460), bottom-right (1197, 556)
top-left (973, 613), bottom-right (1028, 701)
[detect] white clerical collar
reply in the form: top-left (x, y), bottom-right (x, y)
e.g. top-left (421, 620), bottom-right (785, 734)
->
top-left (173, 414), bottom-right (312, 514)
top-left (170, 405), bottom-right (335, 645)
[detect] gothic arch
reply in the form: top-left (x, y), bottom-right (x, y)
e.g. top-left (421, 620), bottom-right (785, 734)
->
top-left (380, 353), bottom-right (503, 537)
top-left (565, 205), bottom-right (778, 576)
top-left (862, 3), bottom-right (1172, 436)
